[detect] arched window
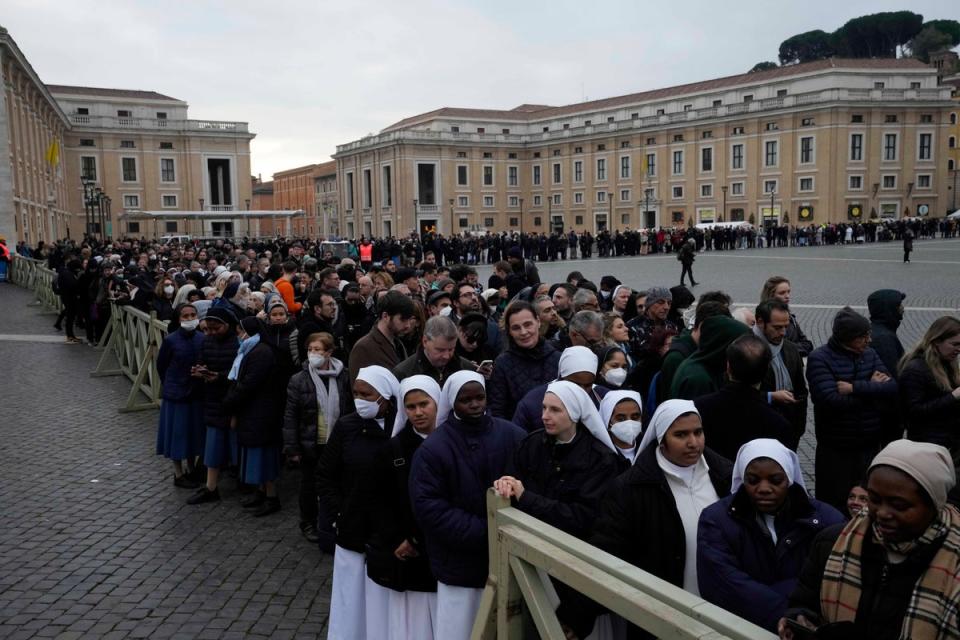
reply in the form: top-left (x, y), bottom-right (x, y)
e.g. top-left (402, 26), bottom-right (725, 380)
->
top-left (949, 159), bottom-right (956, 171)
top-left (951, 136), bottom-right (957, 149)
top-left (952, 113), bottom-right (958, 125)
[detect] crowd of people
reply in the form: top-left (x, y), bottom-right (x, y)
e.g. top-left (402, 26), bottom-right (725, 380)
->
top-left (10, 231), bottom-right (960, 640)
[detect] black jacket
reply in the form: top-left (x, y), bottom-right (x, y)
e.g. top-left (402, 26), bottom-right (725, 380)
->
top-left (695, 382), bottom-right (794, 460)
top-left (899, 355), bottom-right (960, 448)
top-left (488, 340), bottom-right (561, 418)
top-left (315, 408), bottom-right (397, 553)
top-left (282, 363), bottom-right (354, 455)
top-left (867, 289), bottom-right (905, 380)
top-left (392, 348), bottom-right (475, 387)
top-left (511, 428), bottom-right (627, 539)
top-left (785, 313), bottom-right (813, 358)
top-left (366, 424), bottom-right (437, 593)
top-left (222, 342), bottom-right (286, 448)
top-left (759, 338), bottom-right (809, 448)
top-left (558, 445), bottom-right (732, 639)
top-left (198, 335), bottom-right (240, 429)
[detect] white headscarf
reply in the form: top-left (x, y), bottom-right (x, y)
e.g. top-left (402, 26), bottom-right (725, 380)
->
top-left (599, 390), bottom-right (644, 430)
top-left (545, 381), bottom-right (617, 454)
top-left (637, 399), bottom-right (700, 455)
top-left (558, 346), bottom-right (599, 378)
top-left (731, 438), bottom-right (806, 494)
top-left (440, 370), bottom-right (485, 423)
top-left (356, 366), bottom-right (400, 402)
top-left (391, 375), bottom-right (442, 437)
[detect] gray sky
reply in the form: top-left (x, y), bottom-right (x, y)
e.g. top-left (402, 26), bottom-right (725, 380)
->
top-left (5, 0), bottom-right (956, 179)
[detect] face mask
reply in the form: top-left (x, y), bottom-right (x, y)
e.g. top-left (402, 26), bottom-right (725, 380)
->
top-left (355, 398), bottom-right (382, 420)
top-left (163, 285), bottom-right (175, 296)
top-left (308, 354), bottom-right (327, 369)
top-left (600, 290), bottom-right (612, 299)
top-left (180, 319), bottom-right (199, 332)
top-left (604, 367), bottom-right (628, 387)
top-left (439, 306), bottom-right (453, 317)
top-left (610, 419), bottom-right (643, 444)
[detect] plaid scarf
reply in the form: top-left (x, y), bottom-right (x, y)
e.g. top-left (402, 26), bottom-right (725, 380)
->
top-left (820, 505), bottom-right (960, 639)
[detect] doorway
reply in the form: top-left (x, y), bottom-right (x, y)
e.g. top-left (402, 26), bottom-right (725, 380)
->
top-left (419, 219), bottom-right (438, 237)
top-left (643, 210), bottom-right (657, 229)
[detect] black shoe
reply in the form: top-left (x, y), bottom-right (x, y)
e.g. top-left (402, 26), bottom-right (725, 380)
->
top-left (252, 497), bottom-right (280, 517)
top-left (186, 487), bottom-right (220, 505)
top-left (301, 523), bottom-right (321, 544)
top-left (241, 491), bottom-right (265, 508)
top-left (174, 475), bottom-right (200, 489)
top-left (691, 282), bottom-right (700, 286)
top-left (187, 465), bottom-right (206, 483)
top-left (53, 323), bottom-right (62, 331)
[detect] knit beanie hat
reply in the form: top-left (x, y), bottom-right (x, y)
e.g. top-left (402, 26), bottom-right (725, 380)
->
top-left (870, 439), bottom-right (956, 510)
top-left (832, 306), bottom-right (871, 343)
top-left (645, 286), bottom-right (673, 307)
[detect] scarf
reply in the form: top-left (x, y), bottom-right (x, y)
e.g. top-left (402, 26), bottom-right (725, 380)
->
top-left (820, 505), bottom-right (960, 639)
top-left (228, 334), bottom-right (260, 381)
top-left (308, 357), bottom-right (343, 445)
top-left (753, 324), bottom-right (792, 392)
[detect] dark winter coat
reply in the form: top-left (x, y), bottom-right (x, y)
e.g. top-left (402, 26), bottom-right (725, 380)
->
top-left (670, 316), bottom-right (751, 400)
top-left (409, 414), bottom-right (526, 588)
top-left (759, 338), bottom-right (809, 447)
top-left (222, 341), bottom-right (285, 448)
top-left (258, 319), bottom-right (300, 381)
top-left (157, 328), bottom-right (204, 402)
top-left (349, 325), bottom-right (407, 383)
top-left (512, 383), bottom-right (608, 432)
top-left (511, 427), bottom-right (626, 538)
top-left (392, 348), bottom-right (475, 387)
top-left (488, 340), bottom-right (561, 418)
top-left (784, 312), bottom-right (814, 358)
top-left (366, 424), bottom-right (437, 593)
top-left (867, 289), bottom-right (905, 380)
top-left (197, 334), bottom-right (239, 429)
top-left (806, 338), bottom-right (898, 448)
top-left (315, 406), bottom-right (398, 553)
top-left (152, 296), bottom-right (175, 322)
top-left (658, 330), bottom-right (696, 403)
top-left (282, 363), bottom-right (354, 455)
top-left (697, 485), bottom-right (845, 632)
top-left (899, 355), bottom-right (960, 449)
top-left (557, 445), bottom-right (732, 639)
top-left (695, 382), bottom-right (794, 460)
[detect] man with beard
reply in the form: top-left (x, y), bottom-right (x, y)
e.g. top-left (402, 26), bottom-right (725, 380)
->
top-left (551, 283), bottom-right (576, 323)
top-left (339, 283), bottom-right (373, 358)
top-left (753, 300), bottom-right (808, 448)
top-left (348, 291), bottom-right (417, 382)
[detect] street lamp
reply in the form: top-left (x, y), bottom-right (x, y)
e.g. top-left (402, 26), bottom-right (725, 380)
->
top-left (769, 188), bottom-right (775, 227)
top-left (608, 192), bottom-right (614, 230)
top-left (449, 198), bottom-right (455, 236)
top-left (546, 195), bottom-right (552, 233)
top-left (413, 199), bottom-right (418, 239)
top-left (721, 185), bottom-right (728, 223)
top-left (519, 197), bottom-right (525, 236)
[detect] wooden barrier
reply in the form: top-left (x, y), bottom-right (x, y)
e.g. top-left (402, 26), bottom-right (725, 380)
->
top-left (9, 255), bottom-right (62, 313)
top-left (474, 489), bottom-right (777, 640)
top-left (91, 302), bottom-right (168, 412)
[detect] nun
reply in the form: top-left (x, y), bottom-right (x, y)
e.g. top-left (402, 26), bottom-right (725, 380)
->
top-left (365, 375), bottom-right (442, 640)
top-left (511, 346), bottom-right (608, 433)
top-left (409, 371), bottom-right (525, 640)
top-left (697, 439), bottom-right (844, 632)
top-left (557, 399), bottom-right (732, 640)
top-left (599, 389), bottom-right (645, 465)
top-left (317, 365), bottom-right (400, 640)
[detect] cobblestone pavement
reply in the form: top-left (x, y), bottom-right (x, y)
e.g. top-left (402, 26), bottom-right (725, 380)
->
top-left (0, 285), bottom-right (332, 639)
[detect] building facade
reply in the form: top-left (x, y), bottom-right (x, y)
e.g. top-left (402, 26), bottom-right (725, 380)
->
top-left (314, 161), bottom-right (338, 238)
top-left (334, 58), bottom-right (955, 237)
top-left (0, 27), bottom-right (71, 246)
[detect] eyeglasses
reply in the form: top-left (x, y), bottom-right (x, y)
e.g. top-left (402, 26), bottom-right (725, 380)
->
top-left (460, 291), bottom-right (477, 299)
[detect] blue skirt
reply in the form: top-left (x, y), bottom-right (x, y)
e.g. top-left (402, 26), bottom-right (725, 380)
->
top-left (155, 399), bottom-right (205, 461)
top-left (240, 445), bottom-right (280, 485)
top-left (203, 427), bottom-right (238, 469)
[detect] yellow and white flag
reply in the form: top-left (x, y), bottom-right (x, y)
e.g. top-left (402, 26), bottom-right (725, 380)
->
top-left (45, 139), bottom-right (60, 168)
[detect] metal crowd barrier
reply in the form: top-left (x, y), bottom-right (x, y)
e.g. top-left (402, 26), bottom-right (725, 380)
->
top-left (9, 255), bottom-right (63, 313)
top-left (474, 490), bottom-right (776, 640)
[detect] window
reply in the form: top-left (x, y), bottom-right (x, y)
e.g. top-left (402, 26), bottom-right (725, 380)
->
top-left (683, 104), bottom-right (692, 111)
top-left (458, 196), bottom-right (468, 207)
top-left (731, 144), bottom-right (744, 170)
top-left (483, 166), bottom-right (494, 186)
top-left (533, 152), bottom-right (541, 158)
top-left (621, 141), bottom-right (630, 148)
top-left (777, 89), bottom-right (788, 98)
top-left (457, 151), bottom-right (467, 158)
top-left (533, 165), bottom-right (541, 186)
top-left (508, 166), bottom-right (518, 187)
top-left (700, 184), bottom-right (712, 198)
top-left (382, 166), bottom-right (392, 206)
top-left (76, 107), bottom-right (89, 115)
top-left (632, 113), bottom-right (639, 120)
top-left (851, 114), bottom-right (864, 123)
top-left (483, 152), bottom-right (492, 159)
top-left (552, 193), bottom-right (561, 205)
top-left (508, 152), bottom-right (517, 159)
top-left (952, 113), bottom-right (958, 125)
top-left (620, 156), bottom-right (630, 179)
top-left (882, 175), bottom-right (896, 189)
top-left (362, 169), bottom-right (372, 207)
top-left (117, 109), bottom-right (132, 118)
top-left (801, 118), bottom-right (814, 127)
top-left (607, 116), bottom-right (615, 123)
top-left (575, 215), bottom-right (584, 225)
top-left (451, 126), bottom-right (460, 133)
top-left (534, 195), bottom-right (542, 206)
top-left (672, 186), bottom-right (683, 199)
top-left (919, 133), bottom-right (932, 160)
top-left (553, 150), bottom-right (561, 156)
top-left (120, 140), bottom-right (135, 148)
top-left (503, 129), bottom-right (511, 135)
top-left (345, 172), bottom-right (354, 209)
top-left (743, 94), bottom-right (753, 102)
top-left (731, 182), bottom-right (744, 196)
top-left (673, 134), bottom-right (684, 142)
top-left (477, 127), bottom-right (485, 134)
top-left (563, 124), bottom-right (570, 130)
top-left (620, 189), bottom-right (630, 201)
top-left (160, 158), bottom-right (175, 182)
top-left (874, 82), bottom-right (885, 89)
top-left (127, 222), bottom-right (140, 234)
top-left (122, 194), bottom-right (139, 208)
top-left (574, 192), bottom-right (584, 204)
top-left (574, 146), bottom-right (583, 154)
top-left (672, 150), bottom-right (683, 175)
top-left (574, 161), bottom-right (583, 183)
top-left (597, 144), bottom-right (606, 151)
top-left (585, 121), bottom-right (592, 126)
top-left (484, 217), bottom-right (494, 227)
top-left (766, 122), bottom-right (778, 131)
top-left (949, 136), bottom-right (957, 149)
top-left (162, 194), bottom-right (177, 208)
top-left (121, 157), bottom-right (137, 182)
top-left (646, 137), bottom-right (656, 144)
top-left (730, 208), bottom-right (745, 221)
top-left (645, 153), bottom-right (656, 176)
top-left (159, 141), bottom-right (173, 149)
top-left (534, 216), bottom-right (542, 226)
top-left (156, 112), bottom-right (167, 120)
top-left (850, 134), bottom-right (864, 161)
top-left (80, 156), bottom-right (96, 181)
top-left (657, 109), bottom-right (665, 116)
top-left (643, 188), bottom-right (655, 200)
top-left (621, 213), bottom-right (630, 225)
top-left (764, 180), bottom-right (777, 194)
top-left (552, 163), bottom-right (561, 184)
top-left (713, 100), bottom-right (722, 107)
top-left (884, 134), bottom-right (897, 161)
top-left (457, 217), bottom-right (468, 228)
top-left (457, 165), bottom-right (468, 186)
top-left (701, 147), bottom-right (713, 172)
top-left (764, 140), bottom-right (778, 167)
top-left (885, 114), bottom-right (897, 123)
top-left (597, 191), bottom-right (607, 203)
top-left (165, 221), bottom-right (178, 233)
top-left (799, 177), bottom-right (814, 192)
top-left (917, 175), bottom-right (931, 188)
top-left (800, 136), bottom-right (814, 164)
top-left (80, 139), bottom-right (95, 147)
top-left (509, 196), bottom-right (519, 207)
top-left (849, 175), bottom-right (863, 190)
top-left (483, 196), bottom-right (494, 207)
top-left (920, 114), bottom-right (933, 123)
top-left (701, 131), bottom-right (713, 139)
top-left (596, 158), bottom-right (607, 181)
top-left (509, 217), bottom-right (519, 226)
top-left (732, 126), bottom-right (744, 135)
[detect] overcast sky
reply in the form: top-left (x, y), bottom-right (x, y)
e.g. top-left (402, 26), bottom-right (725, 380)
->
top-left (5, 0), bottom-right (956, 179)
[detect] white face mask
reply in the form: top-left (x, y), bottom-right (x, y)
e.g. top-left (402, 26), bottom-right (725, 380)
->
top-left (610, 419), bottom-right (643, 444)
top-left (308, 354), bottom-right (327, 369)
top-left (163, 285), bottom-right (175, 296)
top-left (180, 319), bottom-right (199, 332)
top-left (355, 398), bottom-right (382, 420)
top-left (603, 367), bottom-right (628, 387)
top-left (439, 306), bottom-right (453, 317)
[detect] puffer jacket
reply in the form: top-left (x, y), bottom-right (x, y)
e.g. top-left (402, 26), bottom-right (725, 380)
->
top-left (488, 340), bottom-right (561, 418)
top-left (157, 328), bottom-right (204, 402)
top-left (867, 289), bottom-right (905, 379)
top-left (899, 355), bottom-right (960, 449)
top-left (409, 413), bottom-right (526, 588)
top-left (283, 360), bottom-right (354, 455)
top-left (670, 316), bottom-right (751, 400)
top-left (258, 318), bottom-right (300, 380)
top-left (805, 338), bottom-right (898, 448)
top-left (198, 333), bottom-right (239, 429)
top-left (697, 485), bottom-right (845, 632)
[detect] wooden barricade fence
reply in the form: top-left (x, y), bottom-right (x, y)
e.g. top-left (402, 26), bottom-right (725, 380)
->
top-left (474, 490), bottom-right (777, 640)
top-left (9, 255), bottom-right (62, 313)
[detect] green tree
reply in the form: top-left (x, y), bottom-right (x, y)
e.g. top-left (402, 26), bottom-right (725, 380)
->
top-left (749, 61), bottom-right (779, 73)
top-left (779, 30), bottom-right (835, 65)
top-left (833, 11), bottom-right (924, 58)
top-left (905, 20), bottom-right (960, 62)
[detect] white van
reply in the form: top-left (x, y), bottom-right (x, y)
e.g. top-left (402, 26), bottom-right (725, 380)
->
top-left (160, 235), bottom-right (192, 245)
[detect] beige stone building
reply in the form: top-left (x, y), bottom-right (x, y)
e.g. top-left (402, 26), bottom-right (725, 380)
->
top-left (0, 27), bottom-right (71, 246)
top-left (334, 58), bottom-right (955, 237)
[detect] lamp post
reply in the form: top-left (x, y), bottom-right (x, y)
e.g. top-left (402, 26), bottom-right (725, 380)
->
top-left (952, 169), bottom-right (959, 211)
top-left (770, 188), bottom-right (775, 227)
top-left (198, 198), bottom-right (205, 238)
top-left (721, 185), bottom-right (728, 223)
top-left (449, 198), bottom-right (455, 236)
top-left (81, 178), bottom-right (96, 238)
top-left (245, 199), bottom-right (251, 239)
top-left (102, 195), bottom-right (111, 240)
top-left (546, 195), bottom-right (552, 234)
top-left (608, 192), bottom-right (614, 230)
top-left (519, 197), bottom-right (525, 236)
top-left (413, 199), bottom-right (418, 239)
